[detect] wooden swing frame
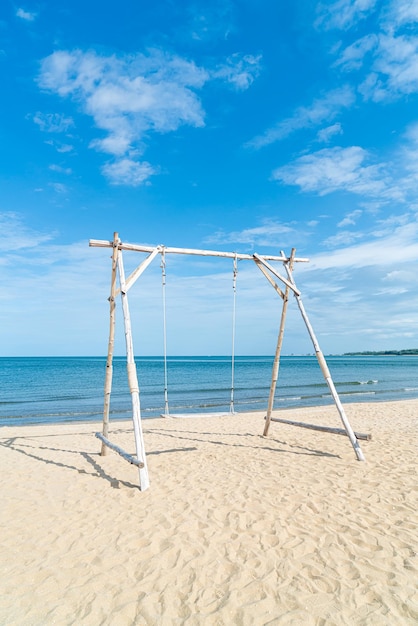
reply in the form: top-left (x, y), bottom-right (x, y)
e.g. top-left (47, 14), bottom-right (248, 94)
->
top-left (90, 232), bottom-right (366, 491)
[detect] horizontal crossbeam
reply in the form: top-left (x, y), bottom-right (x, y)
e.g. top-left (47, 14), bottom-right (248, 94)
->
top-left (89, 239), bottom-right (309, 264)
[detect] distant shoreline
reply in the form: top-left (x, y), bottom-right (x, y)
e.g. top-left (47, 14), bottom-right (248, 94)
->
top-left (2, 351), bottom-right (418, 358)
top-left (344, 349), bottom-right (418, 356)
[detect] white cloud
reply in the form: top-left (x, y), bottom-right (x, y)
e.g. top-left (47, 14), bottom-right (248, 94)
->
top-left (44, 139), bottom-right (74, 153)
top-left (315, 0), bottom-right (378, 31)
top-left (16, 8), bottom-right (36, 21)
top-left (338, 209), bottom-right (362, 226)
top-left (0, 225), bottom-right (115, 355)
top-left (404, 121), bottom-right (418, 144)
top-left (333, 34), bottom-right (378, 71)
top-left (400, 123), bottom-right (418, 180)
top-left (374, 286), bottom-right (408, 295)
top-left (361, 32), bottom-right (418, 101)
top-left (38, 48), bottom-right (259, 186)
top-left (310, 220), bottom-right (418, 269)
top-left (316, 122), bottom-right (343, 143)
top-left (213, 54), bottom-right (261, 90)
top-left (33, 112), bottom-right (74, 133)
top-left (370, 212), bottom-right (410, 236)
top-left (102, 158), bottom-right (156, 186)
top-left (289, 212), bottom-right (418, 352)
top-left (386, 0), bottom-right (418, 27)
top-left (272, 146), bottom-right (393, 198)
top-left (56, 143), bottom-right (74, 153)
top-left (0, 212), bottom-right (54, 253)
top-left (247, 86), bottom-right (354, 149)
top-left (205, 220), bottom-right (297, 247)
top-left (38, 49), bottom-right (208, 185)
top-left (383, 268), bottom-right (415, 282)
top-left (39, 49), bottom-right (208, 128)
top-left (48, 182), bottom-right (68, 193)
top-left (322, 230), bottom-right (364, 248)
top-left (358, 71), bottom-right (386, 100)
top-left (331, 2), bottom-right (418, 101)
top-left (49, 164), bottom-right (72, 175)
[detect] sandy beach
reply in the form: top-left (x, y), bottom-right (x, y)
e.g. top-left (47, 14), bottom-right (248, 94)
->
top-left (0, 400), bottom-right (417, 625)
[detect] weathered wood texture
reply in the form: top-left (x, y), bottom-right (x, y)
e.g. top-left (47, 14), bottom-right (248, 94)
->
top-left (253, 253), bottom-right (301, 295)
top-left (95, 433), bottom-right (145, 467)
top-left (89, 239), bottom-right (309, 263)
top-left (117, 251), bottom-right (150, 491)
top-left (117, 246), bottom-right (161, 295)
top-left (254, 259), bottom-right (285, 300)
top-left (101, 231), bottom-right (119, 456)
top-left (261, 248), bottom-right (296, 436)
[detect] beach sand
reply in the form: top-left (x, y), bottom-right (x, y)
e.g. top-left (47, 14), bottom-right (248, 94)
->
top-left (0, 400), bottom-right (417, 625)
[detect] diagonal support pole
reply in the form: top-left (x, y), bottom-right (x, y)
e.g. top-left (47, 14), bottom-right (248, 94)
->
top-left (254, 259), bottom-right (285, 300)
top-left (116, 246), bottom-right (161, 295)
top-left (253, 253), bottom-right (300, 295)
top-left (282, 261), bottom-right (365, 461)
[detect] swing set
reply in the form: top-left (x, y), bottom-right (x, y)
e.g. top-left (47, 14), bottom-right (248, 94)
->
top-left (159, 248), bottom-right (239, 418)
top-left (161, 248), bottom-right (238, 418)
top-left (90, 233), bottom-right (366, 491)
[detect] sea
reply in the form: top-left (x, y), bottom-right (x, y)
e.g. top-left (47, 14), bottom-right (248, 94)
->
top-left (1, 355), bottom-right (418, 427)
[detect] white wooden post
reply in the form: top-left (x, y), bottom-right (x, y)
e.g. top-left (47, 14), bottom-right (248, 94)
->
top-left (117, 251), bottom-right (150, 490)
top-left (261, 249), bottom-right (295, 436)
top-left (101, 232), bottom-right (119, 456)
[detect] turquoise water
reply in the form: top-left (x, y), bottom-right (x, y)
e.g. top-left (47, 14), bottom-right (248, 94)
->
top-left (1, 355), bottom-right (418, 426)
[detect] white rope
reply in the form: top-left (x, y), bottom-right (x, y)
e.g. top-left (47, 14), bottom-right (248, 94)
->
top-left (230, 255), bottom-right (238, 414)
top-left (161, 248), bottom-right (169, 415)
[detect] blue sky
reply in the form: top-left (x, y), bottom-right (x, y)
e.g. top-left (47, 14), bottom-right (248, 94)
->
top-left (2, 0), bottom-right (418, 356)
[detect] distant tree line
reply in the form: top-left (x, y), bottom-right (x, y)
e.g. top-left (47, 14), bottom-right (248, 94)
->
top-left (344, 349), bottom-right (418, 356)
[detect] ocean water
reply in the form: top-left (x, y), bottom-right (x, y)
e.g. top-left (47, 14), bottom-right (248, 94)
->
top-left (1, 355), bottom-right (418, 426)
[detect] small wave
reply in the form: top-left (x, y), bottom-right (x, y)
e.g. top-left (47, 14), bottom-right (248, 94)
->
top-left (0, 409), bottom-right (101, 420)
top-left (278, 396), bottom-right (302, 401)
top-left (167, 386), bottom-right (233, 395)
top-left (166, 399), bottom-right (232, 411)
top-left (339, 391), bottom-right (376, 397)
top-left (336, 380), bottom-right (378, 386)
